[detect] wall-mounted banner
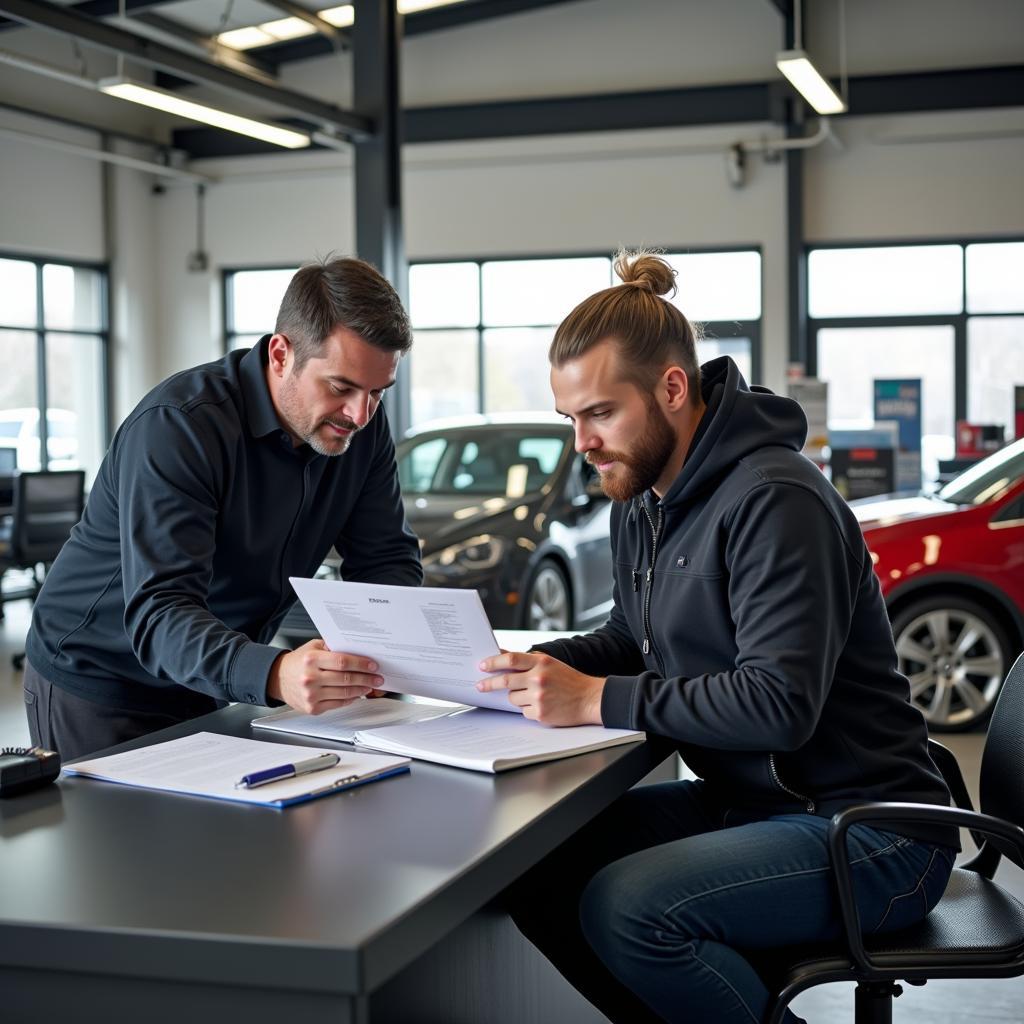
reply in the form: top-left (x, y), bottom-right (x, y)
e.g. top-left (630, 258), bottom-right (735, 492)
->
top-left (874, 379), bottom-right (922, 491)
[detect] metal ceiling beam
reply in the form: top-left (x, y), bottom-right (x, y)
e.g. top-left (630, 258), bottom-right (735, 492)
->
top-left (131, 12), bottom-right (278, 80)
top-left (403, 0), bottom-right (588, 34)
top-left (404, 81), bottom-right (776, 143)
top-left (0, 0), bottom-right (174, 31)
top-left (0, 0), bottom-right (372, 139)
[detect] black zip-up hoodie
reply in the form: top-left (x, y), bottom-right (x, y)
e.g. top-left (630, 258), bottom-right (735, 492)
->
top-left (537, 357), bottom-right (956, 848)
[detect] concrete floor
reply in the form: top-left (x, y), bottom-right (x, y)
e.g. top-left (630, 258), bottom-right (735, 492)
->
top-left (2, 591), bottom-right (1023, 1022)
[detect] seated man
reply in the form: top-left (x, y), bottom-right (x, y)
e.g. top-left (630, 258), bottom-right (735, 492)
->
top-left (478, 251), bottom-right (957, 1024)
top-left (25, 256), bottom-right (422, 760)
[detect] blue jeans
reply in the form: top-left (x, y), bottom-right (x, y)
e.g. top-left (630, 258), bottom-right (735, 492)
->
top-left (507, 779), bottom-right (955, 1024)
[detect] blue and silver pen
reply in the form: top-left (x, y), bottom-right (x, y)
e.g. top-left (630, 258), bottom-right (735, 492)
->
top-left (235, 752), bottom-right (341, 789)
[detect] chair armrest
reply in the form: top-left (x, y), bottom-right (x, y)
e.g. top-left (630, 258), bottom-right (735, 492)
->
top-left (827, 801), bottom-right (1024, 973)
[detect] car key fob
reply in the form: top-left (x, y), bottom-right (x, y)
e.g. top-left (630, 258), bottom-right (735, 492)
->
top-left (0, 746), bottom-right (61, 796)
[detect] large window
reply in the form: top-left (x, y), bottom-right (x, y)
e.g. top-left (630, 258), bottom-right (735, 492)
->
top-left (224, 266), bottom-right (297, 351)
top-left (224, 250), bottom-right (763, 431)
top-left (0, 255), bottom-right (108, 484)
top-left (409, 251), bottom-right (761, 427)
top-left (808, 240), bottom-right (1024, 484)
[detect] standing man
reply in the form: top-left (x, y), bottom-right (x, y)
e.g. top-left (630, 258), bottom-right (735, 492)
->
top-left (478, 252), bottom-right (956, 1024)
top-left (25, 256), bottom-right (422, 760)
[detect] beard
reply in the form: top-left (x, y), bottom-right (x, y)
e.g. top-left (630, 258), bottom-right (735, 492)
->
top-left (277, 373), bottom-right (361, 457)
top-left (588, 398), bottom-right (677, 502)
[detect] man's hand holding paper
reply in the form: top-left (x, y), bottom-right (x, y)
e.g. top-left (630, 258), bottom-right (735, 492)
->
top-left (267, 638), bottom-right (385, 714)
top-left (477, 650), bottom-right (606, 726)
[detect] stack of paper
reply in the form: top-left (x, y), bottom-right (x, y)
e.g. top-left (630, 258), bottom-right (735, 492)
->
top-left (352, 709), bottom-right (644, 773)
top-left (63, 732), bottom-right (410, 808)
top-left (257, 700), bottom-right (643, 774)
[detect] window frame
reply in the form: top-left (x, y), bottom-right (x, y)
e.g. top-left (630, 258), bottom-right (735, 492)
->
top-left (222, 263), bottom-right (299, 352)
top-left (0, 250), bottom-right (111, 469)
top-left (806, 236), bottom-right (1024, 426)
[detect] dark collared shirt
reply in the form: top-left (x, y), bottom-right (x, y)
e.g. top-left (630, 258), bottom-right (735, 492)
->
top-left (27, 338), bottom-right (422, 716)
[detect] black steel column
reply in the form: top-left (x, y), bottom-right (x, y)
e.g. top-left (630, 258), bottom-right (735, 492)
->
top-left (783, 4), bottom-right (809, 374)
top-left (786, 130), bottom-right (808, 373)
top-left (353, 0), bottom-right (409, 438)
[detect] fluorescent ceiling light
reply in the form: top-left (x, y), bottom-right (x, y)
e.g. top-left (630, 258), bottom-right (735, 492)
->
top-left (218, 16), bottom-right (318, 49)
top-left (219, 0), bottom-right (470, 50)
top-left (98, 78), bottom-right (311, 149)
top-left (318, 4), bottom-right (354, 28)
top-left (776, 49), bottom-right (847, 115)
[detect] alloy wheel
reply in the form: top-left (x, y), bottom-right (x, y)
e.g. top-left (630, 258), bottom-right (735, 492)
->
top-left (896, 607), bottom-right (1005, 730)
top-left (527, 564), bottom-right (570, 631)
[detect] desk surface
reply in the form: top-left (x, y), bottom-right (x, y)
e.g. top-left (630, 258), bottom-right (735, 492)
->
top-left (0, 702), bottom-right (668, 1000)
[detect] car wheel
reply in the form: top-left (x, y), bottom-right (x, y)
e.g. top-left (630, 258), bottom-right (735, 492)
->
top-left (890, 595), bottom-right (1012, 732)
top-left (524, 560), bottom-right (572, 631)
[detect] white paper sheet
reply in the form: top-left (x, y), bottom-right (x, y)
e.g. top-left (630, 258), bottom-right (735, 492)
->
top-left (63, 732), bottom-right (410, 807)
top-left (253, 697), bottom-right (470, 743)
top-left (289, 578), bottom-right (514, 711)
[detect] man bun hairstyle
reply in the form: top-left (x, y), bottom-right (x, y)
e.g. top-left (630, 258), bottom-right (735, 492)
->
top-left (275, 254), bottom-right (413, 370)
top-left (549, 249), bottom-right (701, 397)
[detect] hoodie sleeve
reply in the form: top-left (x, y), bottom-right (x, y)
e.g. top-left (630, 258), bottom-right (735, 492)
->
top-left (600, 481), bottom-right (860, 750)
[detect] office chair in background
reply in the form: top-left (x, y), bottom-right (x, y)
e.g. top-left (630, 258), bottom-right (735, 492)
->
top-left (0, 470), bottom-right (85, 666)
top-left (756, 651), bottom-right (1024, 1024)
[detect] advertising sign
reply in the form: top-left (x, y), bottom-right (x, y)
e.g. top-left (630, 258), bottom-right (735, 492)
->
top-left (788, 378), bottom-right (829, 465)
top-left (874, 379), bottom-right (922, 491)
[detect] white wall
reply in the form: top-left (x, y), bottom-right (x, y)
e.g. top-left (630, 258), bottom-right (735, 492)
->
top-left (805, 109), bottom-right (1024, 242)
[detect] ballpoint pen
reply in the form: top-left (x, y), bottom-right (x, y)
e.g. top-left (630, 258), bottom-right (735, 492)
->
top-left (235, 752), bottom-right (341, 789)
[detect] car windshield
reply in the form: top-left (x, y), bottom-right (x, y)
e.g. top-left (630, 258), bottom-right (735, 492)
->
top-left (398, 430), bottom-right (568, 497)
top-left (938, 437), bottom-right (1024, 505)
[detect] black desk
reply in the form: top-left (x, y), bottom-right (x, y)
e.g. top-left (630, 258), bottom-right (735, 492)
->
top-left (0, 703), bottom-right (672, 1022)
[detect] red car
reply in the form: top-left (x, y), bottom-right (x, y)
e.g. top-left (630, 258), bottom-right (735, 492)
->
top-left (850, 437), bottom-right (1024, 732)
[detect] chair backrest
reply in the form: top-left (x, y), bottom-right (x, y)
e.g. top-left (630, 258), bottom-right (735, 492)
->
top-left (979, 650), bottom-right (1024, 829)
top-left (12, 470), bottom-right (85, 564)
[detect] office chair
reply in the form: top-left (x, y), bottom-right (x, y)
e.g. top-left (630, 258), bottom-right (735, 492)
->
top-left (0, 470), bottom-right (85, 662)
top-left (756, 651), bottom-right (1024, 1024)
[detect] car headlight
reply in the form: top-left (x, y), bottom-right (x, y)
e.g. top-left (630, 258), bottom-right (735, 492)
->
top-left (423, 535), bottom-right (506, 573)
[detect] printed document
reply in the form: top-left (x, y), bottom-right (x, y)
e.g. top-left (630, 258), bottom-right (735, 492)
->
top-left (63, 732), bottom-right (410, 808)
top-left (290, 577), bottom-right (513, 711)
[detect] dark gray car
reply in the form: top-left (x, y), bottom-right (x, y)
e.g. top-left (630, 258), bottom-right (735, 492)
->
top-left (397, 414), bottom-right (614, 630)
